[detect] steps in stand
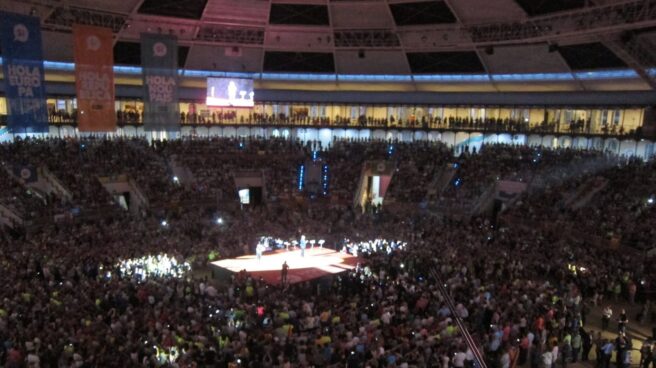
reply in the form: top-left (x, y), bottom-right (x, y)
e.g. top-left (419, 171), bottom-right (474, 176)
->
top-left (98, 174), bottom-right (149, 215)
top-left (426, 164), bottom-right (457, 202)
top-left (564, 176), bottom-right (609, 210)
top-left (34, 167), bottom-right (73, 201)
top-left (169, 154), bottom-right (196, 186)
top-left (3, 162), bottom-right (72, 202)
top-left (353, 160), bottom-right (395, 211)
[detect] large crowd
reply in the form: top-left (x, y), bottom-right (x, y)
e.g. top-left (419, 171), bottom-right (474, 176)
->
top-left (0, 136), bottom-right (654, 368)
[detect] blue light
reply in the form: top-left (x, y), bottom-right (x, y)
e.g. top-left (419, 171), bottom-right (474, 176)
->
top-left (321, 164), bottom-right (329, 196)
top-left (387, 145), bottom-right (394, 157)
top-left (573, 69), bottom-right (638, 80)
top-left (453, 178), bottom-right (462, 187)
top-left (338, 74), bottom-right (412, 82)
top-left (260, 73), bottom-right (337, 81)
top-left (43, 61), bottom-right (76, 71)
top-left (113, 65), bottom-right (142, 75)
top-left (312, 151), bottom-right (318, 161)
top-left (452, 163), bottom-right (460, 169)
top-left (182, 69), bottom-right (256, 79)
top-left (0, 57), bottom-right (648, 82)
top-left (298, 164), bottom-right (305, 191)
top-left (239, 142), bottom-right (244, 149)
top-left (491, 73), bottom-right (574, 81)
top-left (413, 74), bottom-right (490, 82)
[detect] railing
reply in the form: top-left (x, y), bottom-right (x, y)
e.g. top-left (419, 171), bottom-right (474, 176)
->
top-left (353, 164), bottom-right (368, 210)
top-left (37, 167), bottom-right (73, 201)
top-left (0, 203), bottom-right (24, 229)
top-left (430, 269), bottom-right (488, 368)
top-left (38, 115), bottom-right (647, 140)
top-left (565, 177), bottom-right (609, 210)
top-left (470, 183), bottom-right (497, 216)
top-left (127, 177), bottom-right (149, 210)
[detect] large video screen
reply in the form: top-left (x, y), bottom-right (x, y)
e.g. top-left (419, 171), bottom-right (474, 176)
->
top-left (206, 78), bottom-right (254, 107)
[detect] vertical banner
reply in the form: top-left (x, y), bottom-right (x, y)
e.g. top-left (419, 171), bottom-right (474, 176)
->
top-left (73, 25), bottom-right (116, 132)
top-left (0, 12), bottom-right (49, 133)
top-left (141, 33), bottom-right (179, 132)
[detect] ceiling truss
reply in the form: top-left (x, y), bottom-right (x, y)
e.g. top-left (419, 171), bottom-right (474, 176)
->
top-left (3, 0), bottom-right (656, 86)
top-left (334, 30), bottom-right (401, 48)
top-left (468, 0), bottom-right (656, 45)
top-left (43, 6), bottom-right (127, 33)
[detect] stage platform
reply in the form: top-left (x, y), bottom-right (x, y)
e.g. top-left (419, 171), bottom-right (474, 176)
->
top-left (210, 248), bottom-right (359, 285)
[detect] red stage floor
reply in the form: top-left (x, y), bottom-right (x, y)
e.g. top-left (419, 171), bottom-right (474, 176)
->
top-left (211, 248), bottom-right (359, 285)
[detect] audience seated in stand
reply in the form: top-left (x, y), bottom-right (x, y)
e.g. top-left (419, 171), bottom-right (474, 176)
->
top-left (0, 136), bottom-right (654, 367)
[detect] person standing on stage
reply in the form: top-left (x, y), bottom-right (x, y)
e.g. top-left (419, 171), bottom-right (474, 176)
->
top-left (601, 306), bottom-right (612, 331)
top-left (281, 261), bottom-right (289, 285)
top-left (300, 235), bottom-right (307, 257)
top-left (256, 238), bottom-right (265, 262)
top-left (617, 309), bottom-right (628, 334)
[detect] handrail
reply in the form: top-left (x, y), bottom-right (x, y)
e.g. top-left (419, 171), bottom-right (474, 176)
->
top-left (127, 177), bottom-right (149, 207)
top-left (430, 269), bottom-right (488, 368)
top-left (47, 120), bottom-right (645, 141)
top-left (0, 203), bottom-right (24, 228)
top-left (470, 182), bottom-right (497, 215)
top-left (38, 166), bottom-right (73, 201)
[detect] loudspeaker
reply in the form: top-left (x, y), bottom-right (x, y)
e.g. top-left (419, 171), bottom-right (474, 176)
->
top-left (358, 49), bottom-right (365, 59)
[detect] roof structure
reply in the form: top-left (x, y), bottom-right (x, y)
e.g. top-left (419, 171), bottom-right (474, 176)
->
top-left (3, 0), bottom-right (656, 90)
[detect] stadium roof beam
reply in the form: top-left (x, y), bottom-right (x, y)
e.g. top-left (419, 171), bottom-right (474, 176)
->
top-left (43, 6), bottom-right (127, 33)
top-left (196, 26), bottom-right (265, 45)
top-left (603, 34), bottom-right (656, 89)
top-left (113, 0), bottom-right (146, 47)
top-left (333, 30), bottom-right (401, 48)
top-left (466, 0), bottom-right (656, 45)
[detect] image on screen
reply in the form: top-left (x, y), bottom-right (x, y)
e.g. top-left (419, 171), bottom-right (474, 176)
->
top-left (206, 78), bottom-right (255, 107)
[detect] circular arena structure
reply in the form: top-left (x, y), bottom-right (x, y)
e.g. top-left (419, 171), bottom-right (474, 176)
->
top-left (0, 0), bottom-right (655, 367)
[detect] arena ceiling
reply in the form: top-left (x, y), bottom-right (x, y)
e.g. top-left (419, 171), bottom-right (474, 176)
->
top-left (3, 0), bottom-right (656, 89)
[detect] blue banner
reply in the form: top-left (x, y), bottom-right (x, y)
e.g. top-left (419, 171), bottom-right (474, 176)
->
top-left (141, 33), bottom-right (180, 132)
top-left (0, 12), bottom-right (48, 133)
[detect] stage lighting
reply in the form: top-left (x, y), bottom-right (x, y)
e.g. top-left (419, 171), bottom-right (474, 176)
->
top-left (648, 197), bottom-right (654, 205)
top-left (173, 176), bottom-right (179, 183)
top-left (216, 217), bottom-right (224, 224)
top-left (161, 220), bottom-right (168, 227)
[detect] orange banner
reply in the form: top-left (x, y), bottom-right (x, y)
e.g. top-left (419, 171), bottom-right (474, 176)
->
top-left (73, 25), bottom-right (116, 132)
